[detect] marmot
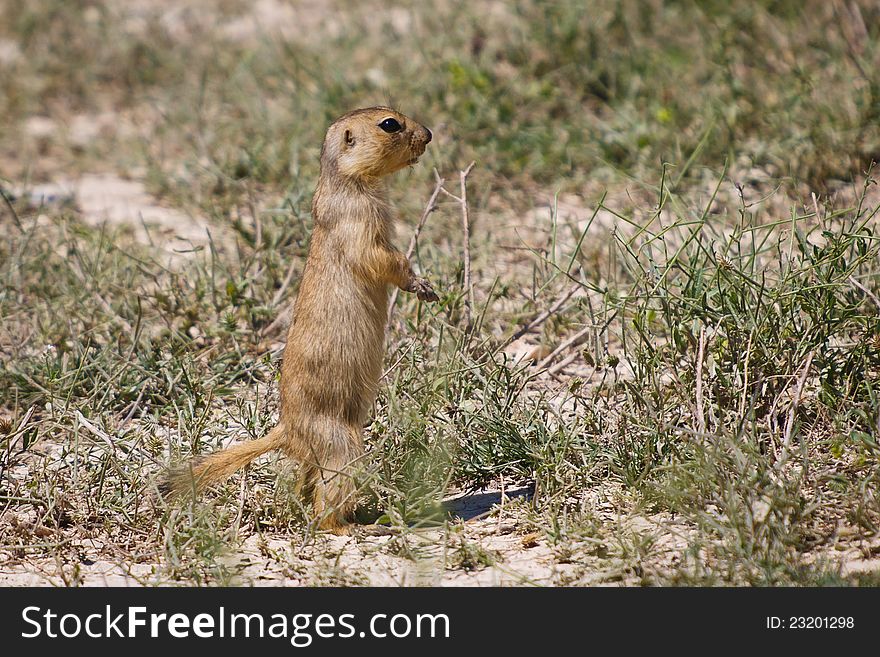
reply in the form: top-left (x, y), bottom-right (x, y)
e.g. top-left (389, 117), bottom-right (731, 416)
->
top-left (161, 107), bottom-right (437, 533)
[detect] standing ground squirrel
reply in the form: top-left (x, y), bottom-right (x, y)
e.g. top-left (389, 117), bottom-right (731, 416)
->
top-left (160, 107), bottom-right (438, 533)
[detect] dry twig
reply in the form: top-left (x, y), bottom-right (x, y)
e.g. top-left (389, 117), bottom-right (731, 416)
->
top-left (499, 281), bottom-right (581, 351)
top-left (440, 162), bottom-right (477, 330)
top-left (387, 170), bottom-right (446, 325)
top-left (537, 325), bottom-right (592, 370)
top-left (695, 325), bottom-right (707, 435)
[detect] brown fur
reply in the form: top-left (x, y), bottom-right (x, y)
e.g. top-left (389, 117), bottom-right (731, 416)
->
top-left (160, 107), bottom-right (436, 533)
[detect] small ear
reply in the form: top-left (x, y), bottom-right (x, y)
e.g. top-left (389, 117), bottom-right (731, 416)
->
top-left (343, 129), bottom-right (355, 147)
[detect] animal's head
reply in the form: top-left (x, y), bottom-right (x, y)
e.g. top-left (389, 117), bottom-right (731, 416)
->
top-left (320, 107), bottom-right (432, 181)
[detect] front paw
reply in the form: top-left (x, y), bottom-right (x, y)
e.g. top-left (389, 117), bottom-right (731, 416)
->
top-left (408, 277), bottom-right (439, 302)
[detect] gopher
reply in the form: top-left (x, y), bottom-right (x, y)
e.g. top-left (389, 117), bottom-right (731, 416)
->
top-left (161, 107), bottom-right (437, 533)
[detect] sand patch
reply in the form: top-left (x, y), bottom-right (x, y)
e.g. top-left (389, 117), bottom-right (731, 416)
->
top-left (22, 173), bottom-right (215, 262)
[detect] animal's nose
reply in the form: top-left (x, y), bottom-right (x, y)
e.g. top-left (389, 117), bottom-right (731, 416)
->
top-left (424, 128), bottom-right (432, 143)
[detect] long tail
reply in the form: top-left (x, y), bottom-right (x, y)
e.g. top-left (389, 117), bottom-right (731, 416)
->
top-left (159, 424), bottom-right (285, 498)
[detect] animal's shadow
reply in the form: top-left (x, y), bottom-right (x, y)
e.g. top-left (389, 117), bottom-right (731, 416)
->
top-left (443, 485), bottom-right (534, 521)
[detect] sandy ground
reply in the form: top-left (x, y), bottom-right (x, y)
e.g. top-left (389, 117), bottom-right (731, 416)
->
top-left (0, 483), bottom-right (694, 586)
top-left (14, 172), bottom-right (216, 265)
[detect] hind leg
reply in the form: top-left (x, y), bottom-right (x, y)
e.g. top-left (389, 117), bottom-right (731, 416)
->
top-left (291, 419), bottom-right (364, 534)
top-left (311, 447), bottom-right (360, 534)
top-left (294, 461), bottom-right (317, 509)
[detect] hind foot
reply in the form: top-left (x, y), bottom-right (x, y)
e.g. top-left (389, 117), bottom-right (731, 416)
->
top-left (318, 514), bottom-right (353, 536)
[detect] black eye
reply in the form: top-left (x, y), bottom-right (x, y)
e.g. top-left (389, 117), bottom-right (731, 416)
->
top-left (378, 118), bottom-right (402, 133)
